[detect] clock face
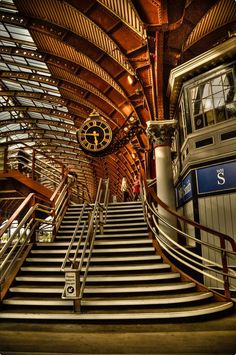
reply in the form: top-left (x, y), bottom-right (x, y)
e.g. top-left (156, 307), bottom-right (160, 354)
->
top-left (77, 118), bottom-right (112, 152)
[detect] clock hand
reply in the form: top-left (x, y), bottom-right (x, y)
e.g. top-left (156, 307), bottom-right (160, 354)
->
top-left (81, 131), bottom-right (100, 144)
top-left (92, 131), bottom-right (99, 145)
top-left (80, 133), bottom-right (98, 136)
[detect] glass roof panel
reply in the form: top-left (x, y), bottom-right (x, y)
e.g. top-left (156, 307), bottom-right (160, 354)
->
top-left (0, 23), bottom-right (10, 37)
top-left (0, 0), bottom-right (75, 169)
top-left (0, 111), bottom-right (10, 119)
top-left (0, 40), bottom-right (16, 46)
top-left (0, 62), bottom-right (9, 70)
top-left (2, 78), bottom-right (22, 90)
top-left (5, 24), bottom-right (34, 43)
top-left (17, 97), bottom-right (34, 106)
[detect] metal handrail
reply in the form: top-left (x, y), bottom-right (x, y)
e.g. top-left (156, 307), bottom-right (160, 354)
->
top-left (61, 178), bottom-right (110, 311)
top-left (141, 174), bottom-right (236, 298)
top-left (79, 181), bottom-right (105, 299)
top-left (0, 171), bottom-right (72, 293)
top-left (6, 148), bottom-right (63, 192)
top-left (61, 203), bottom-right (89, 270)
top-left (0, 195), bottom-right (52, 288)
top-left (102, 178), bottom-right (110, 224)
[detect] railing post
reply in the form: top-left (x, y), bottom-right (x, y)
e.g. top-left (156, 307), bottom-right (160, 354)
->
top-left (64, 261), bottom-right (81, 312)
top-left (30, 194), bottom-right (37, 243)
top-left (220, 238), bottom-right (231, 298)
top-left (99, 206), bottom-right (104, 235)
top-left (3, 146), bottom-right (8, 172)
top-left (31, 148), bottom-right (36, 180)
top-left (87, 211), bottom-right (94, 246)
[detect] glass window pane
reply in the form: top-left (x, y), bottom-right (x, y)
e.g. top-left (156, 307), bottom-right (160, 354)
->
top-left (194, 114), bottom-right (205, 129)
top-left (223, 72), bottom-right (235, 103)
top-left (205, 110), bottom-right (214, 126)
top-left (213, 91), bottom-right (225, 108)
top-left (202, 82), bottom-right (211, 98)
top-left (211, 76), bottom-right (222, 94)
top-left (190, 87), bottom-right (198, 101)
top-left (215, 106), bottom-right (226, 122)
top-left (226, 102), bottom-right (236, 119)
top-left (202, 98), bottom-right (213, 111)
top-left (193, 100), bottom-right (202, 115)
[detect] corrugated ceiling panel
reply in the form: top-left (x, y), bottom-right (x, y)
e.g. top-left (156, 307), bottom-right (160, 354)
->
top-left (98, 0), bottom-right (146, 39)
top-left (184, 0), bottom-right (236, 51)
top-left (49, 66), bottom-right (123, 120)
top-left (31, 31), bottom-right (127, 99)
top-left (15, 0), bottom-right (134, 74)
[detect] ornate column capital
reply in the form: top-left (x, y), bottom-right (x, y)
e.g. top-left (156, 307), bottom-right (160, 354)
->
top-left (146, 119), bottom-right (177, 146)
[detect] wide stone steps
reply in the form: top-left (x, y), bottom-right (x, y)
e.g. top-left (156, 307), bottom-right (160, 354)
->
top-left (33, 239), bottom-right (153, 247)
top-left (25, 247), bottom-right (155, 262)
top-left (27, 252), bottom-right (160, 262)
top-left (35, 235), bottom-right (148, 242)
top-left (8, 281), bottom-right (196, 294)
top-left (3, 291), bottom-right (213, 307)
top-left (1, 201), bottom-right (234, 320)
top-left (21, 263), bottom-right (168, 273)
top-left (57, 227), bottom-right (148, 237)
top-left (0, 303), bottom-right (233, 321)
top-left (58, 224), bottom-right (148, 231)
top-left (15, 272), bottom-right (179, 283)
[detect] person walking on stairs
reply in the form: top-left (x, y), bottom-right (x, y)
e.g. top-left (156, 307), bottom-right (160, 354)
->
top-left (132, 174), bottom-right (140, 201)
top-left (121, 177), bottom-right (129, 202)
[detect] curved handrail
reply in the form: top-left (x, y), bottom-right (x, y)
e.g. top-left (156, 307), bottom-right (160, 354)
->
top-left (140, 171), bottom-right (236, 298)
top-left (142, 175), bottom-right (236, 251)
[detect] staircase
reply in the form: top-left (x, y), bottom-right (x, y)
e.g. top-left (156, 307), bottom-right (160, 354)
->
top-left (0, 201), bottom-right (234, 320)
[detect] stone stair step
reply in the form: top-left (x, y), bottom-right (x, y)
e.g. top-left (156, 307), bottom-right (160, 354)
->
top-left (9, 281), bottom-right (196, 294)
top-left (15, 272), bottom-right (179, 282)
top-left (2, 291), bottom-right (213, 307)
top-left (21, 263), bottom-right (169, 273)
top-left (0, 302), bottom-right (233, 320)
top-left (22, 255), bottom-right (162, 267)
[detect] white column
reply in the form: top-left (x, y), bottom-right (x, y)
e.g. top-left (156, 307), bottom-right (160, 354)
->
top-left (146, 120), bottom-right (177, 241)
top-left (155, 145), bottom-right (175, 208)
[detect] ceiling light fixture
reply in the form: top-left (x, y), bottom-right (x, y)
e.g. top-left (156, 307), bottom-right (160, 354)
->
top-left (127, 75), bottom-right (134, 85)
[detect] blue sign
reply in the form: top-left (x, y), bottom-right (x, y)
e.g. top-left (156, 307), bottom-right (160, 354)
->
top-left (176, 173), bottom-right (193, 207)
top-left (197, 161), bottom-right (236, 194)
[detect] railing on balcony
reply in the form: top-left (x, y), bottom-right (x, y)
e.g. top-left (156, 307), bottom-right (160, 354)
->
top-left (1, 143), bottom-right (89, 203)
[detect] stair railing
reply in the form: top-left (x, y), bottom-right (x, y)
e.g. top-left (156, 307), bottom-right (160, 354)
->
top-left (34, 173), bottom-right (74, 243)
top-left (0, 193), bottom-right (53, 300)
top-left (50, 174), bottom-right (73, 240)
top-left (141, 174), bottom-right (236, 299)
top-left (0, 171), bottom-right (73, 299)
top-left (61, 178), bottom-right (109, 311)
top-left (2, 144), bottom-right (91, 204)
top-left (4, 145), bottom-right (66, 192)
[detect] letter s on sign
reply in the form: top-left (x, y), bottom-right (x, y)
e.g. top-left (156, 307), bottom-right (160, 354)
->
top-left (217, 169), bottom-right (225, 185)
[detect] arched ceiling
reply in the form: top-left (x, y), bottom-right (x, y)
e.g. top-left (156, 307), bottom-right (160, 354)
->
top-left (0, 0), bottom-right (235, 200)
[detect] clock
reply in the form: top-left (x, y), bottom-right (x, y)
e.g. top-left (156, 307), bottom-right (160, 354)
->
top-left (77, 113), bottom-right (112, 153)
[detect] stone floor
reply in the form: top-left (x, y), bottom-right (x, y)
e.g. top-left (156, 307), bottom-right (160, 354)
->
top-left (0, 310), bottom-right (236, 355)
